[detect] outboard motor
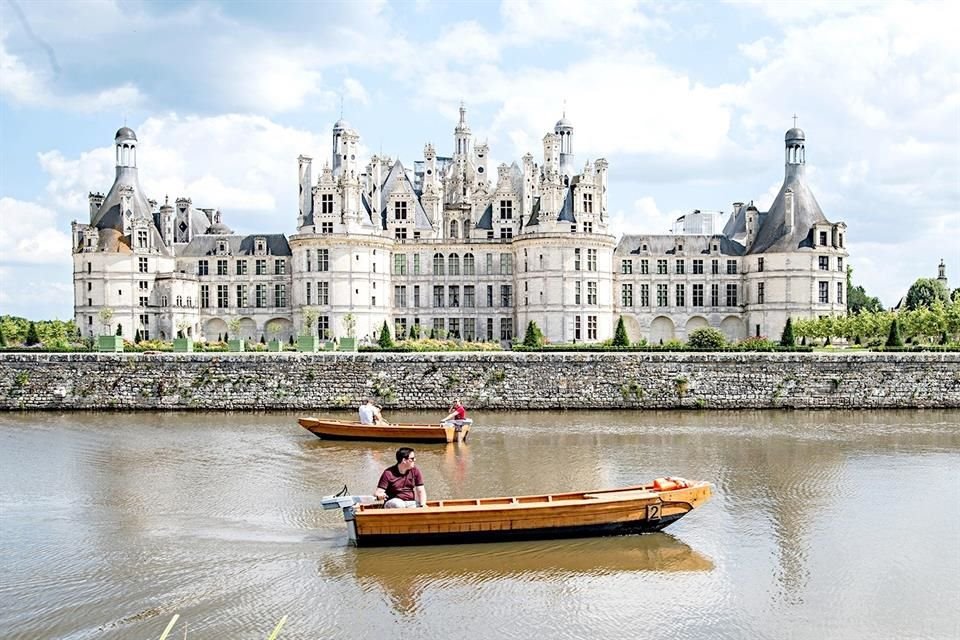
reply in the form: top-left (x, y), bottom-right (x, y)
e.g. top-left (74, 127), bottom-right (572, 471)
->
top-left (320, 486), bottom-right (378, 545)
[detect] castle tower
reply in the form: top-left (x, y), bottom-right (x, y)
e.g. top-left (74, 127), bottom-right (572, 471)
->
top-left (454, 103), bottom-right (471, 157)
top-left (115, 126), bottom-right (138, 175)
top-left (785, 124), bottom-right (805, 181)
top-left (298, 155), bottom-right (313, 228)
top-left (555, 115), bottom-right (574, 176)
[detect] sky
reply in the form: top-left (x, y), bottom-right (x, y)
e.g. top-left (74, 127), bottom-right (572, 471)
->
top-left (1, 0), bottom-right (958, 320)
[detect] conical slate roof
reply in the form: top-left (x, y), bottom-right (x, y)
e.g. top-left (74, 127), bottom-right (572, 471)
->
top-left (748, 175), bottom-right (828, 254)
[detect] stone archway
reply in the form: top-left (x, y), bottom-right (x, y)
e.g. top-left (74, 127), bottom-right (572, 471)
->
top-left (720, 316), bottom-right (746, 343)
top-left (264, 317), bottom-right (294, 342)
top-left (204, 318), bottom-right (228, 342)
top-left (649, 316), bottom-right (675, 344)
top-left (684, 316), bottom-right (708, 339)
top-left (621, 314), bottom-right (643, 344)
top-left (239, 317), bottom-right (258, 341)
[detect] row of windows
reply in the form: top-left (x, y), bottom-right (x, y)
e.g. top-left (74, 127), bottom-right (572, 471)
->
top-left (620, 283), bottom-right (740, 307)
top-left (393, 253), bottom-right (514, 276)
top-left (198, 258), bottom-right (286, 277)
top-left (389, 317), bottom-right (515, 341)
top-left (621, 258), bottom-right (738, 275)
top-left (573, 315), bottom-right (599, 341)
top-left (199, 284), bottom-right (287, 309)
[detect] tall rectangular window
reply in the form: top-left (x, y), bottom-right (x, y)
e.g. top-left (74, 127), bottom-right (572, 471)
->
top-left (657, 259), bottom-right (668, 274)
top-left (675, 284), bottom-right (685, 307)
top-left (413, 254), bottom-right (421, 274)
top-left (640, 284), bottom-right (650, 307)
top-left (198, 260), bottom-right (209, 276)
top-left (413, 285), bottom-right (420, 307)
top-left (757, 257), bottom-right (764, 272)
top-left (837, 257), bottom-right (844, 272)
top-left (726, 284), bottom-right (738, 306)
top-left (237, 259), bottom-right (248, 275)
top-left (621, 283), bottom-right (633, 306)
top-left (486, 318), bottom-right (494, 341)
top-left (819, 281), bottom-right (829, 303)
top-left (486, 285), bottom-right (494, 307)
top-left (463, 253), bottom-right (475, 275)
top-left (236, 285), bottom-right (247, 307)
top-left (657, 284), bottom-right (668, 306)
top-left (500, 318), bottom-right (513, 341)
top-left (200, 284), bottom-right (210, 308)
top-left (137, 230), bottom-right (148, 248)
top-left (275, 283), bottom-right (286, 307)
top-left (255, 284), bottom-right (266, 307)
top-left (256, 259), bottom-right (266, 275)
top-left (275, 259), bottom-right (286, 275)
top-left (837, 282), bottom-right (844, 304)
top-left (464, 285), bottom-right (475, 308)
top-left (575, 281), bottom-right (581, 304)
top-left (726, 260), bottom-right (738, 274)
top-left (395, 285), bottom-right (407, 307)
top-left (317, 282), bottom-right (329, 305)
top-left (675, 259), bottom-right (685, 275)
top-left (486, 253), bottom-right (493, 274)
top-left (500, 227), bottom-right (513, 239)
top-left (448, 285), bottom-right (460, 307)
top-left (217, 285), bottom-right (228, 308)
top-left (575, 316), bottom-right (582, 341)
top-left (641, 259), bottom-right (649, 275)
top-left (464, 318), bottom-right (476, 341)
top-left (711, 259), bottom-right (719, 275)
top-left (757, 282), bottom-right (765, 304)
top-left (448, 318), bottom-right (461, 339)
top-left (501, 285), bottom-right (513, 307)
top-left (395, 227), bottom-right (407, 240)
top-left (321, 222), bottom-right (333, 234)
top-left (819, 256), bottom-right (829, 271)
top-left (692, 259), bottom-right (703, 274)
top-left (318, 315), bottom-right (330, 339)
top-left (395, 201), bottom-right (408, 220)
top-left (693, 284), bottom-right (704, 306)
top-left (574, 248), bottom-right (581, 271)
top-left (621, 259), bottom-right (633, 274)
top-left (587, 249), bottom-right (597, 271)
top-left (306, 282), bottom-right (312, 305)
top-left (583, 193), bottom-right (593, 213)
top-left (394, 254), bottom-right (407, 275)
top-left (819, 231), bottom-right (828, 246)
top-left (587, 315), bottom-right (597, 340)
top-left (499, 200), bottom-right (512, 220)
top-left (321, 193), bottom-right (334, 214)
top-left (711, 284), bottom-right (719, 306)
top-left (217, 259), bottom-right (228, 276)
top-left (139, 257), bottom-right (149, 273)
top-left (587, 281), bottom-right (597, 305)
top-left (318, 249), bottom-right (329, 271)
top-left (500, 254), bottom-right (513, 275)
top-left (433, 285), bottom-right (445, 308)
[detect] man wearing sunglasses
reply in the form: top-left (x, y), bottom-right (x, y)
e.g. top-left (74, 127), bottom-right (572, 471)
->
top-left (375, 447), bottom-right (427, 508)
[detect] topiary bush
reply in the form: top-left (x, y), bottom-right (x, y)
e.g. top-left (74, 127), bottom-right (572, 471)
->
top-left (687, 327), bottom-right (727, 349)
top-left (780, 318), bottom-right (795, 347)
top-left (613, 316), bottom-right (630, 347)
top-left (523, 321), bottom-right (545, 348)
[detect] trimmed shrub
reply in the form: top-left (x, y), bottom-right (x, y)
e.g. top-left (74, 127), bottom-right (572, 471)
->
top-left (378, 320), bottom-right (394, 348)
top-left (613, 317), bottom-right (630, 347)
top-left (687, 327), bottom-right (727, 349)
top-left (523, 321), bottom-right (545, 348)
top-left (25, 322), bottom-right (40, 346)
top-left (886, 317), bottom-right (904, 347)
top-left (780, 318), bottom-right (795, 347)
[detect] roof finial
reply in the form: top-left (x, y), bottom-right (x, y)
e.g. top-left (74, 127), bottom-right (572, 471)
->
top-left (792, 113), bottom-right (798, 128)
top-left (563, 98), bottom-right (567, 118)
top-left (459, 100), bottom-right (466, 124)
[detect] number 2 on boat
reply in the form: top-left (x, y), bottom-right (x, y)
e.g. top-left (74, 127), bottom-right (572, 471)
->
top-left (647, 504), bottom-right (662, 520)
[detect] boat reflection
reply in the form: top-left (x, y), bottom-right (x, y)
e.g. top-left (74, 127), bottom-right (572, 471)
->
top-left (320, 533), bottom-right (712, 612)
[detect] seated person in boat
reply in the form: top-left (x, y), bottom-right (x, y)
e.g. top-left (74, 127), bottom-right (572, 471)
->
top-left (440, 398), bottom-right (467, 423)
top-left (358, 398), bottom-right (386, 425)
top-left (375, 447), bottom-right (426, 508)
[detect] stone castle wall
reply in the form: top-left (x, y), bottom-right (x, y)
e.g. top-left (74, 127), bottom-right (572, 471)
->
top-left (2, 352), bottom-right (958, 411)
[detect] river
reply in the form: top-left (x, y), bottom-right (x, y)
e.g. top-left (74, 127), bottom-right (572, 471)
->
top-left (1, 409), bottom-right (957, 639)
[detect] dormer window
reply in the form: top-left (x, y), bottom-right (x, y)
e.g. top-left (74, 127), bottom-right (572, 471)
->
top-left (819, 231), bottom-right (828, 246)
top-left (136, 230), bottom-right (148, 249)
top-left (395, 201), bottom-right (408, 221)
top-left (255, 238), bottom-right (267, 255)
top-left (217, 240), bottom-right (228, 255)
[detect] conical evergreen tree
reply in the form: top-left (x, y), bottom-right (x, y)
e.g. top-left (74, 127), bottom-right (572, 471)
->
top-left (779, 318), bottom-right (795, 347)
top-left (378, 320), bottom-right (394, 348)
top-left (25, 322), bottom-right (40, 346)
top-left (523, 321), bottom-right (544, 348)
top-left (134, 329), bottom-right (142, 343)
top-left (613, 316), bottom-right (630, 347)
top-left (885, 317), bottom-right (904, 347)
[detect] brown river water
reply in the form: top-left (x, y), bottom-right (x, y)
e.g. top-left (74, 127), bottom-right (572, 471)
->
top-left (0, 409), bottom-right (958, 639)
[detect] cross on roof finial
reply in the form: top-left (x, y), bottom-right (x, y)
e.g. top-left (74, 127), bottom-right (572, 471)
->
top-left (792, 113), bottom-right (798, 127)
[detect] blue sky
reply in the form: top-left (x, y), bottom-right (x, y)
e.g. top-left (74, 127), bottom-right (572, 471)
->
top-left (1, 0), bottom-right (958, 320)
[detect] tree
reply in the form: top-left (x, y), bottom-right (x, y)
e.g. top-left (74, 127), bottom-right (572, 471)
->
top-left (25, 322), bottom-right (40, 346)
top-left (687, 327), bottom-right (726, 349)
top-left (378, 320), bottom-right (394, 348)
top-left (886, 317), bottom-right (904, 347)
top-left (905, 278), bottom-right (950, 310)
top-left (115, 323), bottom-right (122, 337)
top-left (0, 323), bottom-right (6, 347)
top-left (612, 317), bottom-right (629, 347)
top-left (523, 321), bottom-right (545, 348)
top-left (780, 317), bottom-right (795, 347)
top-left (134, 329), bottom-right (142, 343)
top-left (429, 327), bottom-right (438, 339)
top-left (409, 324), bottom-right (421, 340)
top-left (846, 266), bottom-right (883, 313)
top-left (97, 307), bottom-right (115, 336)
top-left (227, 317), bottom-right (242, 341)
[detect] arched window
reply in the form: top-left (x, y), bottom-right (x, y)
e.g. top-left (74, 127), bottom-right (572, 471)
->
top-left (433, 253), bottom-right (445, 275)
top-left (463, 253), bottom-right (475, 275)
top-left (463, 220), bottom-right (471, 238)
top-left (449, 220), bottom-right (458, 238)
top-left (448, 253), bottom-right (460, 275)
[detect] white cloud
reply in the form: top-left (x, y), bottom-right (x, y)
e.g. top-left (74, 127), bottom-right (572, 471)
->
top-left (343, 77), bottom-right (370, 107)
top-left (609, 196), bottom-right (679, 236)
top-left (0, 197), bottom-right (72, 265)
top-left (738, 37), bottom-right (772, 63)
top-left (429, 21), bottom-right (501, 63)
top-left (500, 0), bottom-right (661, 42)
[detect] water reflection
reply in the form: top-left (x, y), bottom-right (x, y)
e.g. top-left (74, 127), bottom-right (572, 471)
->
top-left (320, 534), bottom-right (713, 614)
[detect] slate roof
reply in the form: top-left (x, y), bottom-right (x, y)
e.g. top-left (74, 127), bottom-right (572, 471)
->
top-left (748, 176), bottom-right (828, 254)
top-left (614, 234), bottom-right (745, 256)
top-left (177, 234), bottom-right (292, 257)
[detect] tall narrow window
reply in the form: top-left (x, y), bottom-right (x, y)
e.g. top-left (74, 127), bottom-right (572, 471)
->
top-left (395, 201), bottom-right (408, 220)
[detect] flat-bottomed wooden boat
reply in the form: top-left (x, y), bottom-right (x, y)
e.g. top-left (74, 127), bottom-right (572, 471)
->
top-left (320, 477), bottom-right (711, 546)
top-left (298, 417), bottom-right (470, 443)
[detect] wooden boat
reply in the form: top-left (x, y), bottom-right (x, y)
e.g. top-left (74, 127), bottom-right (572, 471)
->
top-left (320, 477), bottom-right (712, 546)
top-left (298, 417), bottom-right (471, 443)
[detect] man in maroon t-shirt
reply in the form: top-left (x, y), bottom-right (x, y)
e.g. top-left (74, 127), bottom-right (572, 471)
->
top-left (375, 447), bottom-right (426, 508)
top-left (441, 398), bottom-right (467, 423)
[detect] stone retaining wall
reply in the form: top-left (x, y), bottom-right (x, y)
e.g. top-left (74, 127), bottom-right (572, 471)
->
top-left (1, 352), bottom-right (959, 411)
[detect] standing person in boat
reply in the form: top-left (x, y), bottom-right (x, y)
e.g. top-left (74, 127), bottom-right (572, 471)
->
top-left (440, 398), bottom-right (467, 424)
top-left (358, 398), bottom-right (387, 425)
top-left (375, 447), bottom-right (426, 508)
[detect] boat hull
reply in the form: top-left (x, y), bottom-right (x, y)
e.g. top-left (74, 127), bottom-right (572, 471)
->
top-left (298, 418), bottom-right (469, 443)
top-left (346, 482), bottom-right (712, 547)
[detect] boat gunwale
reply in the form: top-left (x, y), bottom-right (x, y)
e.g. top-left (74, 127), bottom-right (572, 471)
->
top-left (298, 418), bottom-right (464, 432)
